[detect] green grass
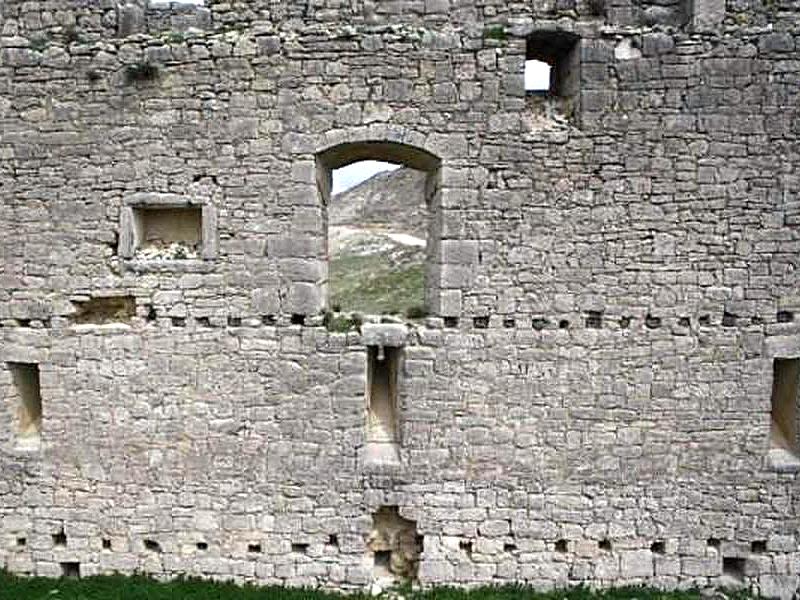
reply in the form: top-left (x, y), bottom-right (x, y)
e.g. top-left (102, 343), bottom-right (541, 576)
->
top-left (0, 571), bottom-right (356, 600)
top-left (0, 571), bottom-right (747, 600)
top-left (329, 254), bottom-right (425, 317)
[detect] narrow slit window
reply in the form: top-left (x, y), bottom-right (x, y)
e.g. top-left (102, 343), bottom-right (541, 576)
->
top-left (366, 346), bottom-right (401, 464)
top-left (7, 363), bottom-right (42, 449)
top-left (770, 358), bottom-right (799, 454)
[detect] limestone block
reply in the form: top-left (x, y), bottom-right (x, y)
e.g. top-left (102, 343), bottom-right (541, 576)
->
top-left (759, 574), bottom-right (799, 600)
top-left (361, 324), bottom-right (408, 348)
top-left (438, 290), bottom-right (462, 317)
top-left (620, 550), bottom-right (654, 578)
top-left (252, 288), bottom-right (280, 315)
top-left (286, 283), bottom-right (322, 315)
top-left (692, 0), bottom-right (725, 31)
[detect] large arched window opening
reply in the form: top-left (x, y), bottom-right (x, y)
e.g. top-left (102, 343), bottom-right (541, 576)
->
top-left (316, 142), bottom-right (441, 319)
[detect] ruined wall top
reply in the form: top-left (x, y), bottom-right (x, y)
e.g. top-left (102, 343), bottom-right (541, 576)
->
top-left (1, 0), bottom-right (796, 44)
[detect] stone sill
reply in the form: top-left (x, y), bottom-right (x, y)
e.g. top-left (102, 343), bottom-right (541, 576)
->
top-left (767, 448), bottom-right (800, 473)
top-left (121, 258), bottom-right (215, 274)
top-left (11, 437), bottom-right (41, 454)
top-left (361, 442), bottom-right (402, 474)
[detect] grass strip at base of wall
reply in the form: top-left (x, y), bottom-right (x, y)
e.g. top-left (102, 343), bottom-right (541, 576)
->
top-left (0, 571), bottom-right (751, 600)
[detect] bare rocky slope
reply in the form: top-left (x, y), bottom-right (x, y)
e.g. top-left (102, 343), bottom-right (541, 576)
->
top-left (329, 167), bottom-right (428, 235)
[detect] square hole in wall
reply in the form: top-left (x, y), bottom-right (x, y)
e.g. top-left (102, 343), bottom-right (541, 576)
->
top-left (52, 530), bottom-right (67, 546)
top-left (374, 549), bottom-right (392, 572)
top-left (102, 538), bottom-right (112, 550)
top-left (7, 363), bottom-right (42, 450)
top-left (248, 543), bottom-right (262, 553)
top-left (525, 31), bottom-right (581, 102)
top-left (291, 542), bottom-right (309, 554)
top-left (723, 556), bottom-right (746, 580)
top-left (60, 562), bottom-right (80, 579)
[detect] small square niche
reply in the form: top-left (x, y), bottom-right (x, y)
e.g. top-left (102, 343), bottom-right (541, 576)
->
top-left (119, 194), bottom-right (217, 262)
top-left (134, 206), bottom-right (201, 259)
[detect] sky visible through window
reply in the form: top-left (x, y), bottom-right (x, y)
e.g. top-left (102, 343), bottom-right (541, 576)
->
top-left (525, 60), bottom-right (551, 92)
top-left (332, 161), bottom-right (401, 195)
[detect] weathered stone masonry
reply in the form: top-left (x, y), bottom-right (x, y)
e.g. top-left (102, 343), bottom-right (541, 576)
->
top-left (1, 0), bottom-right (800, 595)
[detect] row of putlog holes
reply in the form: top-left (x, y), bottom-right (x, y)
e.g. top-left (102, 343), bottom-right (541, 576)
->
top-left (20, 532), bottom-right (766, 580)
top-left (468, 310), bottom-right (795, 331)
top-left (25, 529), bottom-right (342, 579)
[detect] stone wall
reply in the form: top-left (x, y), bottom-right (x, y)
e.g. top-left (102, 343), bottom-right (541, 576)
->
top-left (1, 0), bottom-right (800, 597)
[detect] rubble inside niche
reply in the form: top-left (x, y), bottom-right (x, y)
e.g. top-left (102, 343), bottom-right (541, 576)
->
top-left (135, 239), bottom-right (200, 261)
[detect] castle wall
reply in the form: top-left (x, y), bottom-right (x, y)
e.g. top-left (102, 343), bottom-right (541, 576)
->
top-left (1, 0), bottom-right (800, 596)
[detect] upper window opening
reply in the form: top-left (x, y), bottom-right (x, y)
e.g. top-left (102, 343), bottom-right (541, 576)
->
top-left (525, 31), bottom-right (580, 98)
top-left (317, 142), bottom-right (441, 320)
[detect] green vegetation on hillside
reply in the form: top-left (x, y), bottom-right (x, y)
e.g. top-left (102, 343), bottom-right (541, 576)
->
top-left (329, 254), bottom-right (425, 317)
top-left (0, 571), bottom-right (751, 600)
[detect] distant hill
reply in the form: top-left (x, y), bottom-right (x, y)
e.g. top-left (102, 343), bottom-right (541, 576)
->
top-left (329, 167), bottom-right (428, 236)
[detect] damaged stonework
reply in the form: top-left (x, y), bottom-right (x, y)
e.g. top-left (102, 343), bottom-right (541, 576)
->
top-left (367, 506), bottom-right (422, 583)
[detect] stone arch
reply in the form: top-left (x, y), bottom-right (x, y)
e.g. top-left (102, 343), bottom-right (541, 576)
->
top-left (315, 138), bottom-right (443, 316)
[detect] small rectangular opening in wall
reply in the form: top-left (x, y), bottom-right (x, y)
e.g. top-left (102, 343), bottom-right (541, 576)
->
top-left (60, 562), bottom-right (80, 579)
top-left (7, 363), bottom-right (42, 449)
top-left (291, 542), bottom-right (309, 554)
top-left (770, 358), bottom-right (799, 454)
top-left (366, 346), bottom-right (401, 464)
top-left (52, 530), bottom-right (67, 546)
top-left (374, 550), bottom-right (392, 571)
top-left (723, 556), bottom-right (746, 580)
top-left (72, 296), bottom-right (136, 325)
top-left (133, 206), bottom-right (202, 259)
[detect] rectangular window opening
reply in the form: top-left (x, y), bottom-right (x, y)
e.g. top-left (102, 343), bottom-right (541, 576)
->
top-left (133, 206), bottom-right (202, 260)
top-left (7, 363), bottom-right (42, 450)
top-left (72, 296), bottom-right (136, 325)
top-left (366, 346), bottom-right (401, 464)
top-left (770, 358), bottom-right (799, 455)
top-left (525, 31), bottom-right (580, 98)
